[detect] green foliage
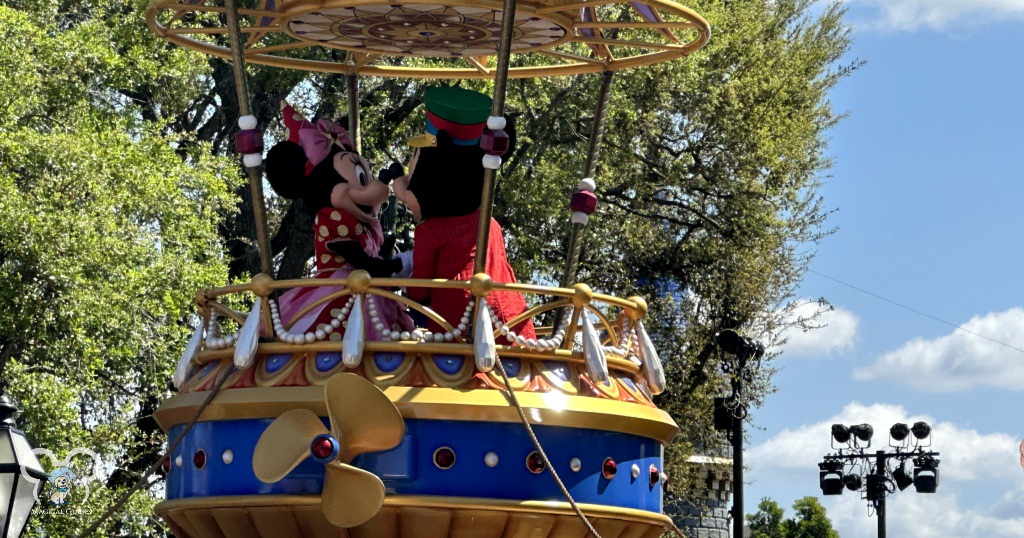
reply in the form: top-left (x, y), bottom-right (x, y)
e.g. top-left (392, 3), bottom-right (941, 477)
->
top-left (0, 3), bottom-right (237, 535)
top-left (749, 497), bottom-right (840, 538)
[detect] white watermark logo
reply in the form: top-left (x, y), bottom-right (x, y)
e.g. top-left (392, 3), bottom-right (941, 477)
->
top-left (21, 448), bottom-right (103, 508)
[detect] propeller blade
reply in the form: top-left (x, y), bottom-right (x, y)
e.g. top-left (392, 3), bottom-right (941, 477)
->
top-left (253, 408), bottom-right (328, 483)
top-left (321, 462), bottom-right (386, 528)
top-left (324, 374), bottom-right (404, 459)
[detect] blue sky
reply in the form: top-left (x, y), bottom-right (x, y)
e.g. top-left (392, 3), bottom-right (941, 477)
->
top-left (744, 1), bottom-right (1024, 536)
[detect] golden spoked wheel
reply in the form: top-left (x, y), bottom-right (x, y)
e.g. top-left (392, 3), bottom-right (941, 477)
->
top-left (146, 0), bottom-right (710, 78)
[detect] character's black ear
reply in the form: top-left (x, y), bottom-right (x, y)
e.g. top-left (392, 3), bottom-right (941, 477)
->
top-left (265, 141), bottom-right (309, 200)
top-left (379, 162), bottom-right (405, 184)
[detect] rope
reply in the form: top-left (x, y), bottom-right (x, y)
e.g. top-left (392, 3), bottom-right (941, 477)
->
top-left (76, 364), bottom-right (234, 538)
top-left (493, 359), bottom-right (603, 538)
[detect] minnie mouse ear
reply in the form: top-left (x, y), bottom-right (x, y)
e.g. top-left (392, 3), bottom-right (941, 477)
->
top-left (265, 141), bottom-right (311, 200)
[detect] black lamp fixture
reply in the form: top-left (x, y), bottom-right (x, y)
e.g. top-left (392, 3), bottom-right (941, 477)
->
top-left (818, 460), bottom-right (844, 495)
top-left (913, 455), bottom-right (940, 494)
top-left (911, 421), bottom-right (932, 440)
top-left (819, 421), bottom-right (940, 538)
top-left (893, 461), bottom-right (914, 491)
top-left (0, 396), bottom-right (46, 538)
top-left (889, 423), bottom-right (910, 442)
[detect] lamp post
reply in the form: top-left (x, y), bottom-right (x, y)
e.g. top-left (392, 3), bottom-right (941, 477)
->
top-left (0, 396), bottom-right (45, 538)
top-left (818, 421), bottom-right (940, 538)
top-left (713, 329), bottom-right (765, 538)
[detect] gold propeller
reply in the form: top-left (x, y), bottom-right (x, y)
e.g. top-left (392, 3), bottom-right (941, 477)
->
top-left (252, 373), bottom-right (405, 528)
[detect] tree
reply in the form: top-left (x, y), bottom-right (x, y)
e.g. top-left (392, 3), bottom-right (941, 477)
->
top-left (0, 3), bottom-right (237, 536)
top-left (0, 0), bottom-right (856, 534)
top-left (749, 497), bottom-right (840, 538)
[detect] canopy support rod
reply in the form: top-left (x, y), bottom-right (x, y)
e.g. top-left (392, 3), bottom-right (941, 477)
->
top-left (347, 74), bottom-right (362, 153)
top-left (553, 70), bottom-right (615, 332)
top-left (473, 0), bottom-right (518, 275)
top-left (226, 0), bottom-right (273, 276)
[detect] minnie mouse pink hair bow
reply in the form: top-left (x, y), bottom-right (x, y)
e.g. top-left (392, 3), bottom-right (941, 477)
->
top-left (280, 101), bottom-right (355, 169)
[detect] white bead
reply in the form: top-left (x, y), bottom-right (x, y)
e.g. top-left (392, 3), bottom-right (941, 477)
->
top-left (506, 331), bottom-right (516, 340)
top-left (486, 116), bottom-right (506, 130)
top-left (304, 332), bottom-right (316, 343)
top-left (433, 333), bottom-right (445, 342)
top-left (571, 212), bottom-right (590, 225)
top-left (331, 318), bottom-right (341, 328)
top-left (423, 332), bottom-right (433, 341)
top-left (243, 153), bottom-right (262, 168)
top-left (569, 457), bottom-right (581, 472)
top-left (323, 325), bottom-right (334, 334)
top-left (371, 315), bottom-right (381, 324)
top-left (631, 463), bottom-right (640, 479)
top-left (499, 326), bottom-right (509, 335)
top-left (458, 323), bottom-right (467, 331)
top-left (390, 331), bottom-right (400, 340)
top-left (515, 336), bottom-right (526, 346)
top-left (412, 330), bottom-right (424, 340)
top-left (444, 332), bottom-right (454, 341)
top-left (222, 449), bottom-right (234, 465)
top-left (175, 455), bottom-right (183, 468)
top-left (374, 323), bottom-right (385, 332)
top-left (315, 329), bottom-right (326, 340)
top-left (238, 115), bottom-right (257, 130)
top-left (578, 177), bottom-right (596, 192)
top-left (482, 154), bottom-right (502, 169)
top-left (400, 331), bottom-right (411, 341)
top-left (484, 451), bottom-right (499, 467)
top-left (342, 321), bottom-right (348, 328)
top-left (460, 316), bottom-right (470, 325)
top-left (526, 339), bottom-right (537, 350)
top-left (452, 329), bottom-right (461, 337)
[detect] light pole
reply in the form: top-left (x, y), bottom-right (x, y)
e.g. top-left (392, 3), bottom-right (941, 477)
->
top-left (714, 329), bottom-right (764, 538)
top-left (818, 421), bottom-right (940, 538)
top-left (0, 396), bottom-right (46, 538)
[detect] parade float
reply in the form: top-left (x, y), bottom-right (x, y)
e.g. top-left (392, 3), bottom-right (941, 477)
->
top-left (143, 1), bottom-right (711, 536)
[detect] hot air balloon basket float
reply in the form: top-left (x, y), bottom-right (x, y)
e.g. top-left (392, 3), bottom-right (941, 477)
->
top-left (146, 1), bottom-right (712, 536)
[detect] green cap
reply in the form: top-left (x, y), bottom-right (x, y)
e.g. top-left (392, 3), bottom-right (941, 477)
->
top-left (424, 86), bottom-right (492, 125)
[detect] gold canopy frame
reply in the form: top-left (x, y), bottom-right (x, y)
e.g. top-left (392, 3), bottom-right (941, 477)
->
top-left (146, 0), bottom-right (711, 79)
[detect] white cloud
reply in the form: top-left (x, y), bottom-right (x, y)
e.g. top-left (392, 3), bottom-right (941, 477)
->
top-left (776, 301), bottom-right (858, 358)
top-left (853, 308), bottom-right (1024, 392)
top-left (746, 401), bottom-right (1024, 537)
top-left (846, 0), bottom-right (1024, 32)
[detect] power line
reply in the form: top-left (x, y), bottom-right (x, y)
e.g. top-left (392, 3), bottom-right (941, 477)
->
top-left (807, 269), bottom-right (1024, 355)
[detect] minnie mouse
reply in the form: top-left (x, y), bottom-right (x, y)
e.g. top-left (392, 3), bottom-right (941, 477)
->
top-left (265, 101), bottom-right (413, 341)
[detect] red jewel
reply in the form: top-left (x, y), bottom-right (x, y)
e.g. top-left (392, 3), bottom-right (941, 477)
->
top-left (526, 451), bottom-right (545, 474)
top-left (193, 450), bottom-right (206, 470)
top-left (650, 465), bottom-right (660, 487)
top-left (602, 457), bottom-right (617, 480)
top-left (433, 447), bottom-right (456, 469)
top-left (161, 457), bottom-right (171, 474)
top-left (311, 437), bottom-right (335, 460)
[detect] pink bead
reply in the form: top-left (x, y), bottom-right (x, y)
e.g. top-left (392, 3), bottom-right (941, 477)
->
top-left (235, 129), bottom-right (264, 154)
top-left (570, 190), bottom-right (597, 214)
top-left (480, 128), bottom-right (509, 155)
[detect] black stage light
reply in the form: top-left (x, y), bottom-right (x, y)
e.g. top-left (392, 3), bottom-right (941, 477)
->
top-left (831, 424), bottom-right (851, 444)
top-left (890, 423), bottom-right (910, 442)
top-left (843, 473), bottom-right (862, 491)
top-left (850, 423), bottom-right (874, 443)
top-left (912, 421), bottom-right (932, 440)
top-left (914, 456), bottom-right (939, 493)
top-left (893, 462), bottom-right (914, 491)
top-left (818, 460), bottom-right (844, 495)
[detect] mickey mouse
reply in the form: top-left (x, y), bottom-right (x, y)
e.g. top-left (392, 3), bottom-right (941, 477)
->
top-left (265, 101), bottom-right (413, 340)
top-left (393, 87), bottom-right (536, 342)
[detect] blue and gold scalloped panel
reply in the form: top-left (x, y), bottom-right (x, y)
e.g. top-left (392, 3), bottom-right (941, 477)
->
top-left (166, 418), bottom-right (664, 512)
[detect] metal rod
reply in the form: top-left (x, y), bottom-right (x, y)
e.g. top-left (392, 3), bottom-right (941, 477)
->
top-left (347, 74), bottom-right (361, 153)
top-left (584, 70), bottom-right (615, 178)
top-left (473, 0), bottom-right (519, 275)
top-left (225, 0), bottom-right (272, 275)
top-left (876, 450), bottom-right (887, 538)
top-left (732, 354), bottom-right (745, 538)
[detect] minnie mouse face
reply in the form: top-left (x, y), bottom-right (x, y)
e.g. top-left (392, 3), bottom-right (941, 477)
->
top-left (265, 141), bottom-right (391, 223)
top-left (326, 150), bottom-right (388, 223)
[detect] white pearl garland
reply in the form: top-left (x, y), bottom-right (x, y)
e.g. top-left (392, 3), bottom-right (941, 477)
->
top-left (204, 312), bottom-right (240, 350)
